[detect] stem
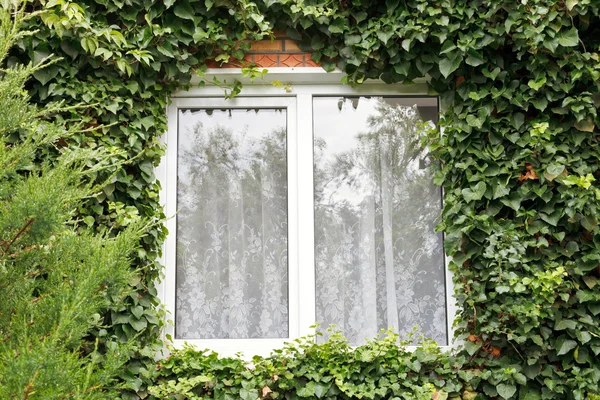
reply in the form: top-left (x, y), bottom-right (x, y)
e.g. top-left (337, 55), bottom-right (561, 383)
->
top-left (3, 218), bottom-right (35, 255)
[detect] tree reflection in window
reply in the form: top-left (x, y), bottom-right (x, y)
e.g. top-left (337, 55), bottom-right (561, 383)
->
top-left (176, 109), bottom-right (289, 339)
top-left (313, 98), bottom-right (447, 345)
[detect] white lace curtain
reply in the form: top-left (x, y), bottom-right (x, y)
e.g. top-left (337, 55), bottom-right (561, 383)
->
top-left (313, 98), bottom-right (447, 345)
top-left (175, 109), bottom-right (288, 339)
top-left (174, 99), bottom-right (446, 345)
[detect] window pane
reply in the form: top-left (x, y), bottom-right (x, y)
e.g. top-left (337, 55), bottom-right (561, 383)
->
top-left (313, 97), bottom-right (446, 345)
top-left (176, 108), bottom-right (288, 339)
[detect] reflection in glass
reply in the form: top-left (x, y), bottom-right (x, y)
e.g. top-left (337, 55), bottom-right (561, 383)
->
top-left (176, 109), bottom-right (288, 339)
top-left (313, 97), bottom-right (446, 345)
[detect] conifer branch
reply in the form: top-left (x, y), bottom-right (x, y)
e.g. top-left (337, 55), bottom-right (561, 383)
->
top-left (2, 218), bottom-right (35, 255)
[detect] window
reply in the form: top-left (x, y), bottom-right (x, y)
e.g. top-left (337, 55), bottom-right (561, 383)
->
top-left (160, 72), bottom-right (453, 356)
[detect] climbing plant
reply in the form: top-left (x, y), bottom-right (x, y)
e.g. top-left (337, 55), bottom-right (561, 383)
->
top-left (9, 0), bottom-right (600, 398)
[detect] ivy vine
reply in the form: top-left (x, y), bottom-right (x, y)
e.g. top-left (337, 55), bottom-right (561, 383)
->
top-left (12, 0), bottom-right (600, 398)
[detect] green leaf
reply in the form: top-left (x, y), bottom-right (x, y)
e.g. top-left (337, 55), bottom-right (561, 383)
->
top-left (440, 41), bottom-right (456, 55)
top-left (386, 0), bottom-right (400, 12)
top-left (574, 118), bottom-right (595, 132)
top-left (531, 96), bottom-right (548, 111)
top-left (239, 388), bottom-right (258, 400)
top-left (558, 28), bottom-right (579, 47)
top-left (528, 76), bottom-right (546, 91)
top-left (314, 383), bottom-right (331, 398)
top-left (544, 164), bottom-right (565, 181)
top-left (174, 1), bottom-right (194, 20)
top-left (496, 285), bottom-right (510, 293)
top-left (580, 215), bottom-right (597, 231)
top-left (129, 316), bottom-right (148, 332)
top-left (500, 193), bottom-right (522, 211)
top-left (497, 383), bottom-right (517, 399)
top-left (464, 340), bottom-right (481, 355)
top-left (377, 30), bottom-right (393, 45)
top-left (557, 339), bottom-right (577, 355)
top-left (555, 319), bottom-right (577, 330)
top-left (583, 276), bottom-right (597, 289)
top-left (462, 181), bottom-right (486, 202)
top-left (565, 0), bottom-right (578, 10)
top-left (439, 53), bottom-right (463, 78)
top-left (520, 389), bottom-right (542, 400)
top-left (539, 210), bottom-right (562, 226)
top-left (465, 53), bottom-right (484, 67)
top-left (511, 113), bottom-right (525, 129)
top-left (131, 305), bottom-right (144, 319)
top-left (297, 382), bottom-right (316, 397)
top-left (163, 0), bottom-right (174, 7)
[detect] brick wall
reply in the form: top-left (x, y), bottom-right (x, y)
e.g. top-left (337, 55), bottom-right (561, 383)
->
top-left (206, 32), bottom-right (320, 68)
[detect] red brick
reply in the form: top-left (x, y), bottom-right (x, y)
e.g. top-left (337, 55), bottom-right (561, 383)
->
top-left (282, 40), bottom-right (302, 53)
top-left (249, 40), bottom-right (283, 52)
top-left (279, 54), bottom-right (304, 67)
top-left (253, 54), bottom-right (279, 67)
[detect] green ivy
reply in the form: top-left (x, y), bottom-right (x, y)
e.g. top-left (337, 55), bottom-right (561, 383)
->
top-left (150, 331), bottom-right (466, 400)
top-left (13, 0), bottom-right (600, 398)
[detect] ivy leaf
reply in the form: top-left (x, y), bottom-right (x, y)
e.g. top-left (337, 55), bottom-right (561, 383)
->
top-left (511, 113), bottom-right (525, 129)
top-left (386, 0), bottom-right (400, 13)
top-left (314, 383), bottom-right (331, 398)
top-left (580, 215), bottom-right (597, 231)
top-left (500, 193), bottom-right (522, 211)
top-left (163, 0), bottom-right (174, 7)
top-left (574, 118), bottom-right (595, 132)
top-left (557, 339), bottom-right (577, 355)
top-left (465, 50), bottom-right (484, 67)
top-left (483, 385), bottom-right (497, 397)
top-left (462, 182), bottom-right (486, 202)
top-left (132, 305), bottom-right (144, 319)
top-left (377, 30), bottom-right (393, 45)
top-left (464, 340), bottom-right (481, 355)
top-left (528, 76), bottom-right (546, 91)
top-left (496, 383), bottom-right (516, 399)
top-left (129, 316), bottom-right (148, 332)
top-left (531, 96), bottom-right (548, 111)
top-left (544, 164), bottom-right (565, 181)
top-left (558, 28), bottom-right (579, 47)
top-left (555, 319), bottom-right (577, 330)
top-left (351, 11), bottom-right (367, 23)
top-left (440, 41), bottom-right (456, 55)
top-left (240, 388), bottom-right (258, 400)
top-left (583, 276), bottom-right (597, 289)
top-left (521, 389), bottom-right (542, 400)
top-left (32, 66), bottom-right (59, 85)
top-left (496, 285), bottom-right (510, 293)
top-left (174, 1), bottom-right (194, 20)
top-left (566, 0), bottom-right (578, 10)
top-left (297, 382), bottom-right (316, 397)
top-left (439, 53), bottom-right (463, 78)
top-left (540, 210), bottom-right (562, 226)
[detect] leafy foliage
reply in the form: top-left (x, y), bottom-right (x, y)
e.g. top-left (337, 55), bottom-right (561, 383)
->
top-left (150, 331), bottom-right (464, 400)
top-left (10, 0), bottom-right (600, 398)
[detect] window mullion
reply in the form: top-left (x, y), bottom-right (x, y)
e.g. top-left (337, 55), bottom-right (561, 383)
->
top-left (296, 93), bottom-right (316, 338)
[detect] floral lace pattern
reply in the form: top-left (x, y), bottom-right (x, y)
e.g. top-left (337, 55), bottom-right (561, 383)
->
top-left (176, 109), bottom-right (288, 339)
top-left (313, 98), bottom-right (447, 345)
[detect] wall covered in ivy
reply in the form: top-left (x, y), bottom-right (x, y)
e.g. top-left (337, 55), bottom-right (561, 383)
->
top-left (13, 0), bottom-right (600, 398)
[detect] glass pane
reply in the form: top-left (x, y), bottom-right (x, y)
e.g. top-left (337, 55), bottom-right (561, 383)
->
top-left (176, 108), bottom-right (288, 339)
top-left (313, 97), bottom-right (446, 345)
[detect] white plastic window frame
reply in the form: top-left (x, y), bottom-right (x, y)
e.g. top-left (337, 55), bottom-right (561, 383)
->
top-left (157, 68), bottom-right (457, 357)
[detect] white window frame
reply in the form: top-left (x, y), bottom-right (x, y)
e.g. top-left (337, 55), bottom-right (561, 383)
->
top-left (157, 68), bottom-right (457, 357)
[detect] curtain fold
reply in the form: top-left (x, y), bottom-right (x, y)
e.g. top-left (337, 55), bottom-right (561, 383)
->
top-left (314, 98), bottom-right (447, 345)
top-left (175, 109), bottom-right (289, 339)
